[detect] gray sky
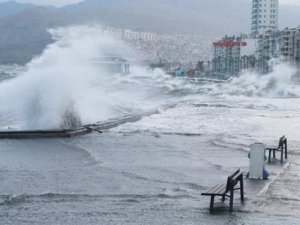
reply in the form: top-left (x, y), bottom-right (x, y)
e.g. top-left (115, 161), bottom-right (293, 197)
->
top-left (0, 0), bottom-right (82, 7)
top-left (0, 0), bottom-right (299, 7)
top-left (279, 0), bottom-right (300, 5)
top-left (283, 0), bottom-right (300, 5)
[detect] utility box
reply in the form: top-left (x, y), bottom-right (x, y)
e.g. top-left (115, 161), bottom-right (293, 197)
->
top-left (249, 143), bottom-right (266, 179)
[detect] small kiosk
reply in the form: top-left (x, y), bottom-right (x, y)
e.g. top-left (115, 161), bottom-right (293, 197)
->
top-left (92, 56), bottom-right (130, 75)
top-left (248, 143), bottom-right (269, 179)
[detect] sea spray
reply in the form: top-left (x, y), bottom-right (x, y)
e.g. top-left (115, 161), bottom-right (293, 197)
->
top-left (0, 26), bottom-right (298, 130)
top-left (0, 26), bottom-right (170, 130)
top-left (205, 63), bottom-right (298, 98)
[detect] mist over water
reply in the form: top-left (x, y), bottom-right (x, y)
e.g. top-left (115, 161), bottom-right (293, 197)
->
top-left (0, 26), bottom-right (171, 130)
top-left (223, 63), bottom-right (297, 97)
top-left (0, 25), bottom-right (298, 130)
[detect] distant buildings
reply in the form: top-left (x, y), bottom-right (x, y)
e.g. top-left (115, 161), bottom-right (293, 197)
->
top-left (211, 36), bottom-right (255, 77)
top-left (101, 27), bottom-right (212, 69)
top-left (251, 0), bottom-right (278, 37)
top-left (207, 0), bottom-right (299, 78)
top-left (92, 56), bottom-right (130, 75)
top-left (209, 26), bottom-right (300, 77)
top-left (281, 27), bottom-right (300, 67)
top-left (123, 29), bottom-right (157, 42)
top-left (255, 29), bottom-right (282, 73)
top-left (103, 27), bottom-right (158, 42)
top-left (255, 27), bottom-right (300, 72)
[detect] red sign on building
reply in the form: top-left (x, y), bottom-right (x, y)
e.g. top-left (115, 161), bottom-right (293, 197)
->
top-left (213, 41), bottom-right (247, 48)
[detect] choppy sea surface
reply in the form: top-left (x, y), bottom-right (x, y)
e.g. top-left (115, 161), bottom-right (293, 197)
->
top-left (0, 63), bottom-right (300, 225)
top-left (0, 62), bottom-right (300, 224)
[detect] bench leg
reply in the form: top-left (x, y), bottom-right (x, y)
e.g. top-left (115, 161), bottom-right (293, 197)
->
top-left (229, 190), bottom-right (234, 212)
top-left (281, 149), bottom-right (283, 163)
top-left (273, 150), bottom-right (276, 158)
top-left (210, 195), bottom-right (215, 213)
top-left (285, 141), bottom-right (288, 159)
top-left (240, 178), bottom-right (244, 202)
top-left (222, 195), bottom-right (225, 202)
top-left (268, 150), bottom-right (271, 162)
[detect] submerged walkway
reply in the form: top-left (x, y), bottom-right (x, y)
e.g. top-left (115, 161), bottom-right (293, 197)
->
top-left (0, 103), bottom-right (177, 139)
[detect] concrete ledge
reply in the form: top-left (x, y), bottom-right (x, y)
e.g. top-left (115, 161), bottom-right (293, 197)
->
top-left (0, 128), bottom-right (92, 139)
top-left (0, 103), bottom-right (177, 139)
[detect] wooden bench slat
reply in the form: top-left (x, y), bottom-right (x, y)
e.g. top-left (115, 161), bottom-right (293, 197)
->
top-left (232, 172), bottom-right (243, 181)
top-left (208, 184), bottom-right (224, 193)
top-left (202, 184), bottom-right (226, 196)
top-left (203, 184), bottom-right (222, 194)
top-left (266, 147), bottom-right (277, 150)
top-left (207, 184), bottom-right (220, 191)
top-left (206, 184), bottom-right (222, 193)
top-left (215, 185), bottom-right (226, 195)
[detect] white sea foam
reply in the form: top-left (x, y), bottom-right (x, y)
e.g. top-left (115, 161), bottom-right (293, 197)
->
top-left (0, 26), bottom-right (169, 130)
top-left (214, 63), bottom-right (297, 97)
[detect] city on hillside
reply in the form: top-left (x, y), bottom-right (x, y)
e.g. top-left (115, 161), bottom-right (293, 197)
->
top-left (101, 0), bottom-right (299, 79)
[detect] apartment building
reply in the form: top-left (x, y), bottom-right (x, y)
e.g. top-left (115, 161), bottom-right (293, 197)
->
top-left (256, 27), bottom-right (300, 68)
top-left (251, 0), bottom-right (278, 36)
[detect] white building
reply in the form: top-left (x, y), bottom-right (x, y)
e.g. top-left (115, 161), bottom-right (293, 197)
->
top-left (254, 26), bottom-right (300, 72)
top-left (251, 0), bottom-right (278, 37)
top-left (123, 29), bottom-right (157, 41)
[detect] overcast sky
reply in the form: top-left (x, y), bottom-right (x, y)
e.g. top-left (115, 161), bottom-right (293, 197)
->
top-left (0, 0), bottom-right (82, 6)
top-left (0, 0), bottom-right (299, 7)
top-left (282, 0), bottom-right (300, 5)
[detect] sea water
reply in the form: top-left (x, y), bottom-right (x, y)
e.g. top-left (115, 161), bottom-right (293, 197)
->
top-left (0, 26), bottom-right (300, 224)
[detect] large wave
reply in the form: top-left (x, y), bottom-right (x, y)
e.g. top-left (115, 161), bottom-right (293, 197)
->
top-left (0, 26), bottom-right (172, 130)
top-left (220, 64), bottom-right (297, 97)
top-left (0, 26), bottom-right (298, 130)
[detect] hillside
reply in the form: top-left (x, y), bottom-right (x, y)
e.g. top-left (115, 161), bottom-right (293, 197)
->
top-left (61, 0), bottom-right (250, 36)
top-left (0, 7), bottom-right (70, 64)
top-left (0, 0), bottom-right (299, 64)
top-left (0, 1), bottom-right (34, 18)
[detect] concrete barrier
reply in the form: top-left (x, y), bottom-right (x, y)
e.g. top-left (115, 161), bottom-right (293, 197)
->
top-left (0, 103), bottom-right (177, 139)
